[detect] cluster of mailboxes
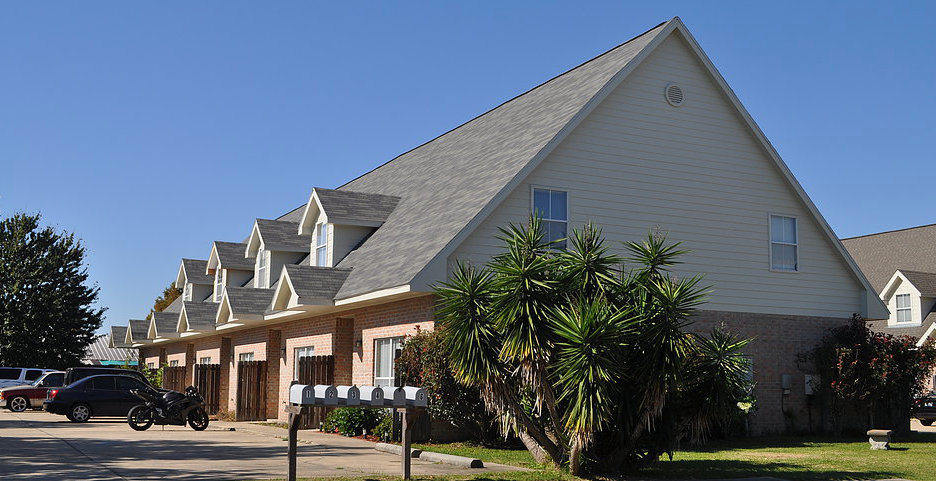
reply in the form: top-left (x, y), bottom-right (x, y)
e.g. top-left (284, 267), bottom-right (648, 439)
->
top-left (289, 384), bottom-right (427, 408)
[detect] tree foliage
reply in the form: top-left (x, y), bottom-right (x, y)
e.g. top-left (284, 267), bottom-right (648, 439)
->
top-left (803, 315), bottom-right (936, 433)
top-left (0, 213), bottom-right (105, 369)
top-left (146, 283), bottom-right (181, 320)
top-left (435, 217), bottom-right (753, 474)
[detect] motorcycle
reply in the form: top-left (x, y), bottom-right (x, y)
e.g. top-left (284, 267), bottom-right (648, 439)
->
top-left (127, 385), bottom-right (210, 431)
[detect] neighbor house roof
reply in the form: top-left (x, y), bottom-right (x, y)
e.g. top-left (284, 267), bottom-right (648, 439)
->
top-left (867, 313), bottom-right (936, 344)
top-left (109, 326), bottom-right (132, 348)
top-left (178, 259), bottom-right (213, 286)
top-left (326, 21), bottom-right (670, 300)
top-left (314, 188), bottom-right (401, 225)
top-left (85, 334), bottom-right (136, 364)
top-left (223, 287), bottom-right (275, 318)
top-left (210, 241), bottom-right (254, 271)
top-left (251, 219), bottom-right (308, 252)
top-left (284, 265), bottom-right (351, 304)
top-left (841, 223), bottom-right (936, 293)
top-left (180, 301), bottom-right (219, 332)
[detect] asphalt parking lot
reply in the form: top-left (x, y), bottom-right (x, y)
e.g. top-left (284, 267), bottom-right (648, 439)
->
top-left (0, 409), bottom-right (519, 480)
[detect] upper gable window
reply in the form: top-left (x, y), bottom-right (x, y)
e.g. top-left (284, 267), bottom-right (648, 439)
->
top-left (214, 269), bottom-right (224, 302)
top-left (183, 282), bottom-right (193, 301)
top-left (533, 188), bottom-right (568, 249)
top-left (895, 294), bottom-right (912, 323)
top-left (255, 249), bottom-right (270, 288)
top-left (315, 223), bottom-right (328, 267)
top-left (769, 215), bottom-right (798, 272)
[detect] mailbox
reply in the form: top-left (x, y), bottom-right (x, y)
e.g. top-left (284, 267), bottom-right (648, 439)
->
top-left (289, 383), bottom-right (315, 405)
top-left (389, 387), bottom-right (407, 407)
top-left (402, 386), bottom-right (428, 407)
top-left (314, 384), bottom-right (338, 405)
top-left (358, 386), bottom-right (384, 406)
top-left (336, 385), bottom-right (360, 406)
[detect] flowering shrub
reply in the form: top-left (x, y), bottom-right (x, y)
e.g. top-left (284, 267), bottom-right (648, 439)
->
top-left (804, 315), bottom-right (936, 432)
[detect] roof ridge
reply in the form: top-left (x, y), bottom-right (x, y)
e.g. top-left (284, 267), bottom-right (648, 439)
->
top-left (335, 20), bottom-right (669, 191)
top-left (841, 222), bottom-right (936, 241)
top-left (898, 269), bottom-right (936, 276)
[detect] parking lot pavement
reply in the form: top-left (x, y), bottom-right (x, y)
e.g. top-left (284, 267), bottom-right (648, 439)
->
top-left (0, 409), bottom-right (522, 480)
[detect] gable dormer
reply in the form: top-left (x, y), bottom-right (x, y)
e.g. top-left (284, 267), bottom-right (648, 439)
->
top-left (207, 241), bottom-right (254, 302)
top-left (297, 188), bottom-right (400, 267)
top-left (175, 259), bottom-right (214, 302)
top-left (245, 219), bottom-right (310, 288)
top-left (880, 269), bottom-right (936, 327)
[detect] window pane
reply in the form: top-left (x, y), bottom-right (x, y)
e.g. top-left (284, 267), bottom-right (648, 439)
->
top-left (45, 373), bottom-right (64, 386)
top-left (0, 368), bottom-right (18, 379)
top-left (896, 294), bottom-right (910, 308)
top-left (770, 216), bottom-right (784, 242)
top-left (897, 308), bottom-right (912, 322)
top-left (117, 377), bottom-right (144, 390)
top-left (550, 191), bottom-right (567, 221)
top-left (317, 246), bottom-right (327, 267)
top-left (771, 244), bottom-right (797, 271)
top-left (533, 189), bottom-right (550, 219)
top-left (547, 221), bottom-right (567, 249)
top-left (25, 369), bottom-right (43, 381)
top-left (784, 217), bottom-right (797, 243)
top-left (90, 377), bottom-right (116, 390)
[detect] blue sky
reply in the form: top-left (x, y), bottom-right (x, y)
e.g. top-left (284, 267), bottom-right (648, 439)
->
top-left (2, 2), bottom-right (934, 333)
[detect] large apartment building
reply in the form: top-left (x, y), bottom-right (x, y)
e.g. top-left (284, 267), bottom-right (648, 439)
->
top-left (116, 18), bottom-right (886, 434)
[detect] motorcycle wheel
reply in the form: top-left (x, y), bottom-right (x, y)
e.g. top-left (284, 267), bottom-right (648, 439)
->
top-left (188, 407), bottom-right (209, 431)
top-left (128, 405), bottom-right (154, 431)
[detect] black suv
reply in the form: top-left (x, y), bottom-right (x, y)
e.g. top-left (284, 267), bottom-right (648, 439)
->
top-left (64, 367), bottom-right (149, 386)
top-left (912, 394), bottom-right (936, 426)
top-left (44, 374), bottom-right (154, 422)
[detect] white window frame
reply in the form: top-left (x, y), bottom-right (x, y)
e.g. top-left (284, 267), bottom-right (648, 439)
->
top-left (214, 269), bottom-right (225, 302)
top-left (146, 362), bottom-right (155, 369)
top-left (255, 249), bottom-right (269, 288)
top-left (199, 356), bottom-right (212, 364)
top-left (531, 186), bottom-right (569, 249)
top-left (315, 223), bottom-right (329, 267)
top-left (293, 346), bottom-right (315, 379)
top-left (183, 282), bottom-right (193, 301)
top-left (169, 360), bottom-right (179, 367)
top-left (768, 214), bottom-right (799, 272)
top-left (895, 293), bottom-right (912, 323)
top-left (238, 352), bottom-right (255, 362)
top-left (374, 337), bottom-right (404, 387)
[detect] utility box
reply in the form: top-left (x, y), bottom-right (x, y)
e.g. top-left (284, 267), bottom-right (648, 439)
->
top-left (336, 385), bottom-right (361, 405)
top-left (359, 386), bottom-right (385, 406)
top-left (289, 384), bottom-right (315, 405)
top-left (314, 384), bottom-right (338, 405)
top-left (402, 386), bottom-right (428, 407)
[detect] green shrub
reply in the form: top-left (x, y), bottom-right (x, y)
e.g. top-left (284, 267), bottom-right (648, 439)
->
top-left (323, 407), bottom-right (387, 436)
top-left (373, 414), bottom-right (393, 440)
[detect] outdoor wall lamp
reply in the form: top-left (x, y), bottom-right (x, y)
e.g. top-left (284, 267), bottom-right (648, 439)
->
top-left (354, 339), bottom-right (362, 350)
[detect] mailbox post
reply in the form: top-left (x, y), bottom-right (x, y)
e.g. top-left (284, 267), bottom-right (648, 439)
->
top-left (285, 383), bottom-right (425, 481)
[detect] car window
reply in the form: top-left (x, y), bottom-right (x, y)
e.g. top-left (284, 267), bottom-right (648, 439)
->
top-left (25, 369), bottom-right (43, 381)
top-left (41, 373), bottom-right (64, 387)
top-left (89, 377), bottom-right (116, 390)
top-left (116, 377), bottom-right (147, 391)
top-left (0, 368), bottom-right (21, 380)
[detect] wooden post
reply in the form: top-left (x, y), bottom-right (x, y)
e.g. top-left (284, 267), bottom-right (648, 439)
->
top-left (286, 404), bottom-right (303, 481)
top-left (399, 407), bottom-right (418, 480)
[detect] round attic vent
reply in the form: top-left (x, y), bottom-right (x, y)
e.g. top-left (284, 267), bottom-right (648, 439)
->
top-left (664, 83), bottom-right (684, 107)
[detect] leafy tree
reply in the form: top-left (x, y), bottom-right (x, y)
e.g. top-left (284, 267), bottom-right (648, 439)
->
top-left (395, 328), bottom-right (499, 444)
top-left (435, 217), bottom-right (752, 474)
top-left (146, 283), bottom-right (181, 320)
top-left (0, 213), bottom-right (105, 369)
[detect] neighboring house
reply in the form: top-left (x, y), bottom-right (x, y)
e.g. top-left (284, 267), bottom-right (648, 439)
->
top-left (84, 331), bottom-right (137, 366)
top-left (842, 224), bottom-right (936, 389)
top-left (129, 17), bottom-right (885, 434)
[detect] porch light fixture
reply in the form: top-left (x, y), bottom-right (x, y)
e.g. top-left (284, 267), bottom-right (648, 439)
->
top-left (354, 339), bottom-right (362, 350)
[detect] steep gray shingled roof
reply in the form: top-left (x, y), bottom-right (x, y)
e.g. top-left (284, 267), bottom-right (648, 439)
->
top-left (109, 326), bottom-right (132, 349)
top-left (255, 219), bottom-right (309, 252)
top-left (867, 311), bottom-right (936, 342)
top-left (225, 287), bottom-right (275, 317)
top-left (331, 21), bottom-right (669, 299)
top-left (162, 295), bottom-right (184, 314)
top-left (182, 301), bottom-right (219, 331)
top-left (85, 334), bottom-right (136, 363)
top-left (314, 188), bottom-right (400, 224)
top-left (181, 259), bottom-right (213, 285)
top-left (899, 270), bottom-right (936, 297)
top-left (214, 241), bottom-right (254, 270)
top-left (152, 311), bottom-right (178, 336)
top-left (284, 265), bottom-right (351, 304)
top-left (841, 223), bottom-right (936, 293)
top-left (127, 319), bottom-right (149, 342)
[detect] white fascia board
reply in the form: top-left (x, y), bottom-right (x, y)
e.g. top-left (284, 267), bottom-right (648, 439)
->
top-left (334, 284), bottom-right (413, 306)
top-left (880, 271), bottom-right (906, 301)
top-left (245, 221), bottom-right (263, 258)
top-left (917, 322), bottom-right (936, 348)
top-left (270, 269), bottom-right (294, 311)
top-left (207, 243), bottom-right (221, 271)
top-left (174, 261), bottom-right (187, 289)
top-left (299, 190), bottom-right (326, 236)
top-left (215, 322), bottom-right (245, 331)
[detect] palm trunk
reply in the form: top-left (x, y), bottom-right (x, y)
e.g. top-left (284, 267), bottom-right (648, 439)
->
top-left (569, 438), bottom-right (583, 476)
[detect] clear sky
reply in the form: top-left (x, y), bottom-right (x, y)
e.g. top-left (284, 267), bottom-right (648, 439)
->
top-left (2, 1), bottom-right (934, 333)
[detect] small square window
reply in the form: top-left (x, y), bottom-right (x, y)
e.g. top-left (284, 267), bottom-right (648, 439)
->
top-left (238, 352), bottom-right (255, 362)
top-left (199, 357), bottom-right (212, 364)
top-left (169, 360), bottom-right (179, 367)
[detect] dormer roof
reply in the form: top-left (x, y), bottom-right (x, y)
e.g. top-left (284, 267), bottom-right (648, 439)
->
top-left (298, 188), bottom-right (400, 234)
top-left (216, 287), bottom-right (275, 324)
top-left (179, 301), bottom-right (219, 333)
top-left (207, 241), bottom-right (253, 271)
top-left (245, 219), bottom-right (308, 257)
top-left (896, 270), bottom-right (936, 298)
top-left (126, 319), bottom-right (151, 345)
top-left (175, 259), bottom-right (213, 288)
top-left (271, 265), bottom-right (352, 310)
top-left (108, 326), bottom-right (132, 349)
top-left (149, 311), bottom-right (180, 340)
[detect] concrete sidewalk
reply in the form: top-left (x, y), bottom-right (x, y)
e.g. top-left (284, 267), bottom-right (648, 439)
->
top-left (0, 409), bottom-right (521, 480)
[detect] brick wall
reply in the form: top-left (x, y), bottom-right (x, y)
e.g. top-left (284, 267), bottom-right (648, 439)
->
top-left (691, 309), bottom-right (849, 435)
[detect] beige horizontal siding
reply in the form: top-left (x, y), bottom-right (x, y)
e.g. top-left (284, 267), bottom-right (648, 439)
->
top-left (450, 33), bottom-right (862, 318)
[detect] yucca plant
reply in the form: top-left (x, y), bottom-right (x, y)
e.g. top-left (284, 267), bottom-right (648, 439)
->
top-left (434, 217), bottom-right (753, 475)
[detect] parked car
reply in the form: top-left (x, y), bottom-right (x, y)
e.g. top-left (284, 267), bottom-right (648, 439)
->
top-left (0, 367), bottom-right (56, 389)
top-left (44, 374), bottom-right (153, 422)
top-left (0, 371), bottom-right (65, 412)
top-left (63, 366), bottom-right (149, 386)
top-left (912, 394), bottom-right (936, 426)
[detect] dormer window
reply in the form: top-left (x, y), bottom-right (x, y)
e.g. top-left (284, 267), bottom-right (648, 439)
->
top-left (896, 294), bottom-right (912, 323)
top-left (255, 249), bottom-right (270, 288)
top-left (214, 269), bottom-right (224, 302)
top-left (316, 223), bottom-right (328, 267)
top-left (183, 282), bottom-right (193, 301)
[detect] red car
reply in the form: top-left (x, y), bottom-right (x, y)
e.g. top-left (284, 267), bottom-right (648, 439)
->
top-left (1, 371), bottom-right (65, 412)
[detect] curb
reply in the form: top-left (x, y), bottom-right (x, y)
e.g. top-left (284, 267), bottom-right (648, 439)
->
top-left (374, 442), bottom-right (422, 458)
top-left (373, 443), bottom-right (483, 468)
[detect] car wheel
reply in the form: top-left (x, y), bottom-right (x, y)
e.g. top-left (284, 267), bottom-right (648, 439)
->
top-left (187, 408), bottom-right (209, 431)
top-left (921, 420), bottom-right (933, 426)
top-left (67, 403), bottom-right (91, 423)
top-left (8, 396), bottom-right (29, 413)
